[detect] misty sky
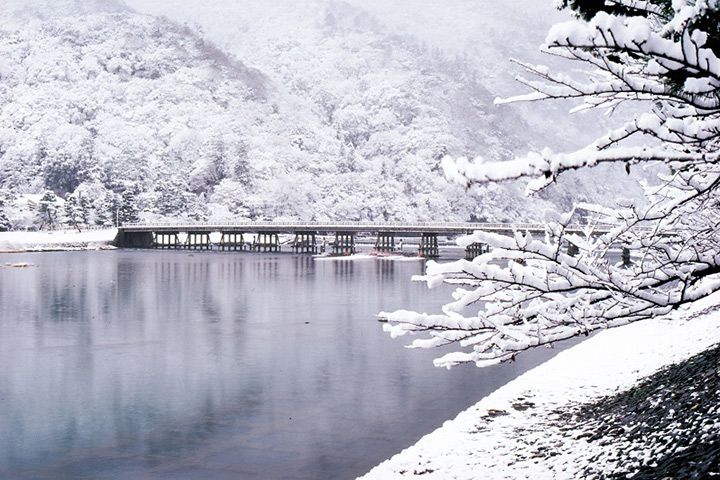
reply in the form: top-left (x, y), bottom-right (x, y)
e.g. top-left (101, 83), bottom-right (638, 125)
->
top-left (121, 0), bottom-right (568, 95)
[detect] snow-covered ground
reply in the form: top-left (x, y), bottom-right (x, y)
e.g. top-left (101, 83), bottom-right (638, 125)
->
top-left (0, 228), bottom-right (117, 252)
top-left (360, 292), bottom-right (720, 479)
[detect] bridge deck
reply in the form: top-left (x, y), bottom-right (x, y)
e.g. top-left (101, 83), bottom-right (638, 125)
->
top-left (118, 222), bottom-right (614, 236)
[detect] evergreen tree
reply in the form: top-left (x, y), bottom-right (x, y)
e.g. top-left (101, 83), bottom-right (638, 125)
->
top-left (118, 189), bottom-right (140, 225)
top-left (0, 199), bottom-right (10, 232)
top-left (0, 211), bottom-right (9, 232)
top-left (0, 190), bottom-right (10, 232)
top-left (97, 191), bottom-right (121, 226)
top-left (153, 177), bottom-right (193, 216)
top-left (37, 191), bottom-right (58, 230)
top-left (78, 193), bottom-right (91, 226)
top-left (64, 193), bottom-right (80, 230)
top-left (64, 191), bottom-right (90, 230)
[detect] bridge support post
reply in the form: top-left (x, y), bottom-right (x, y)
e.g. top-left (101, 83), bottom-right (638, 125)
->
top-left (185, 231), bottom-right (211, 250)
top-left (154, 232), bottom-right (180, 249)
top-left (419, 233), bottom-right (439, 258)
top-left (292, 231), bottom-right (317, 254)
top-left (622, 247), bottom-right (632, 267)
top-left (113, 230), bottom-right (154, 248)
top-left (374, 232), bottom-right (395, 253)
top-left (253, 232), bottom-right (280, 252)
top-left (332, 232), bottom-right (355, 255)
top-left (220, 232), bottom-right (245, 251)
top-left (465, 242), bottom-right (486, 260)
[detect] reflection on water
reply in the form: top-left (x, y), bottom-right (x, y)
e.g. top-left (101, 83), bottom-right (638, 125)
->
top-left (0, 251), bottom-right (575, 479)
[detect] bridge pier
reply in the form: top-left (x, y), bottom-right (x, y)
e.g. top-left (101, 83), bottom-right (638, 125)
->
top-left (622, 247), bottom-right (632, 267)
top-left (116, 222), bottom-right (622, 258)
top-left (292, 231), bottom-right (317, 254)
top-left (186, 231), bottom-right (211, 250)
top-left (253, 232), bottom-right (280, 253)
top-left (419, 233), bottom-right (439, 258)
top-left (465, 242), bottom-right (486, 260)
top-left (114, 230), bottom-right (154, 248)
top-left (374, 232), bottom-right (395, 253)
top-left (332, 232), bottom-right (355, 255)
top-left (219, 232), bottom-right (245, 251)
top-left (155, 231), bottom-right (181, 249)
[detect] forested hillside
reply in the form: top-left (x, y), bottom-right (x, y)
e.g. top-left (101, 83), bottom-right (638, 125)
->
top-left (0, 0), bottom-right (643, 228)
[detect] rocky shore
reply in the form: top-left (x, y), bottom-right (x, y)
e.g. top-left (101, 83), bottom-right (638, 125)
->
top-left (562, 342), bottom-right (719, 479)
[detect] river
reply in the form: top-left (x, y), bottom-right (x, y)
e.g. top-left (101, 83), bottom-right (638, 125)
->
top-left (0, 250), bottom-right (576, 479)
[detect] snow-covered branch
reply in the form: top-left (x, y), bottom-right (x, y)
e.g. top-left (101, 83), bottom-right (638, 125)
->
top-left (384, 1), bottom-right (720, 367)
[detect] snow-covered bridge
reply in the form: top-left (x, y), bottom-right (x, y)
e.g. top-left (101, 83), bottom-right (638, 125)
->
top-left (115, 222), bottom-right (614, 257)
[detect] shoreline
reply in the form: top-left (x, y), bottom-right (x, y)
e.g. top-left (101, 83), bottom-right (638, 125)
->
top-left (359, 293), bottom-right (720, 479)
top-left (0, 228), bottom-right (119, 253)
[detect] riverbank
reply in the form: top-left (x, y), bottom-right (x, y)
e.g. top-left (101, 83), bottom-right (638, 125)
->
top-left (361, 292), bottom-right (720, 479)
top-left (0, 228), bottom-right (117, 252)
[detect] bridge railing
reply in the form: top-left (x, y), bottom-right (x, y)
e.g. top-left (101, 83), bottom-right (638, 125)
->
top-left (119, 221), bottom-right (620, 232)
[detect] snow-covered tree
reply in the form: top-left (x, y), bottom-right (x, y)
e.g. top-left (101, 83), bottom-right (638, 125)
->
top-left (118, 189), bottom-right (140, 225)
top-left (381, 1), bottom-right (720, 368)
top-left (37, 191), bottom-right (59, 230)
top-left (0, 195), bottom-right (10, 232)
top-left (4, 0), bottom-right (631, 225)
top-left (151, 176), bottom-right (193, 217)
top-left (64, 190), bottom-right (90, 230)
top-left (0, 211), bottom-right (9, 232)
top-left (96, 190), bottom-right (120, 226)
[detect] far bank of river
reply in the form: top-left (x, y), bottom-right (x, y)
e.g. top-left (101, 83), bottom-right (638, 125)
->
top-left (0, 228), bottom-right (469, 257)
top-left (0, 228), bottom-right (118, 252)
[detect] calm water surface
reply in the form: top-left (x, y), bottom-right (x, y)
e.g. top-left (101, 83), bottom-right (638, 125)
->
top-left (0, 250), bottom-right (574, 479)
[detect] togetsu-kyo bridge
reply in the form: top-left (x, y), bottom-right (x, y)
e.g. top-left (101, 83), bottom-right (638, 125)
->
top-left (115, 222), bottom-right (613, 258)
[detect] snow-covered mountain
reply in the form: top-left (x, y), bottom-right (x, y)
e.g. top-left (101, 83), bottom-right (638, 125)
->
top-left (0, 0), bottom-right (642, 227)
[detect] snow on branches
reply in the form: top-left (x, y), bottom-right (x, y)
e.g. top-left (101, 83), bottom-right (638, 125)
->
top-left (381, 1), bottom-right (720, 368)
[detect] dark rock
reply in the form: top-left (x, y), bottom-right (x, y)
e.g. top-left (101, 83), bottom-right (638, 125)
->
top-left (556, 343), bottom-right (720, 479)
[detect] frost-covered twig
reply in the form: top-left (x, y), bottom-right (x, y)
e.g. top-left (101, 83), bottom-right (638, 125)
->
top-left (383, 1), bottom-right (720, 367)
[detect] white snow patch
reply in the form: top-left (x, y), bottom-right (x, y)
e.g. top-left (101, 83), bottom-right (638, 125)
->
top-left (0, 228), bottom-right (117, 252)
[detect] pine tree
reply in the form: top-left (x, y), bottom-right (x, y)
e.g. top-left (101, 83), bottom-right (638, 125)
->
top-left (0, 210), bottom-right (9, 232)
top-left (37, 191), bottom-right (58, 230)
top-left (64, 193), bottom-right (81, 230)
top-left (97, 191), bottom-right (121, 226)
top-left (64, 191), bottom-right (90, 230)
top-left (153, 177), bottom-right (192, 216)
top-left (78, 193), bottom-right (91, 226)
top-left (0, 190), bottom-right (10, 232)
top-left (0, 198), bottom-right (10, 232)
top-left (118, 189), bottom-right (140, 225)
